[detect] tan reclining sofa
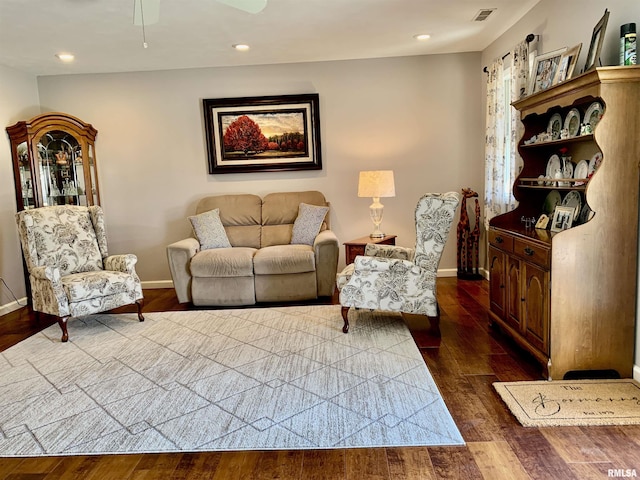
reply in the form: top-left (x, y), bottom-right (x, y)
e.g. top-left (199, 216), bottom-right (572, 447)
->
top-left (167, 191), bottom-right (339, 306)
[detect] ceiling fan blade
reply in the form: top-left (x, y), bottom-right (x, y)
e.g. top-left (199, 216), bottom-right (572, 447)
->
top-left (133, 0), bottom-right (160, 25)
top-left (216, 0), bottom-right (267, 14)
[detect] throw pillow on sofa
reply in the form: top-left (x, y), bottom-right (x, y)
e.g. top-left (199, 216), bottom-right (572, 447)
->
top-left (189, 208), bottom-right (231, 249)
top-left (291, 202), bottom-right (329, 245)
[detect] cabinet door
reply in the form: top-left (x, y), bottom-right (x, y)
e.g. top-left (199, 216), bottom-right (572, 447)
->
top-left (488, 246), bottom-right (506, 318)
top-left (506, 256), bottom-right (522, 331)
top-left (522, 262), bottom-right (550, 355)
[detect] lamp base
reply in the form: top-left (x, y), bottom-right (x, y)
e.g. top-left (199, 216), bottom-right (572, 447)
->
top-left (369, 199), bottom-right (385, 239)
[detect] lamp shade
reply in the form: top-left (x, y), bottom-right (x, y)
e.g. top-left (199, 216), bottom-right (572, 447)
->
top-left (357, 170), bottom-right (396, 198)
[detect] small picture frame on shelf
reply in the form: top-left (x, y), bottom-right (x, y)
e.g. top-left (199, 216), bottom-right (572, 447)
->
top-left (554, 43), bottom-right (582, 85)
top-left (550, 206), bottom-right (575, 232)
top-left (528, 47), bottom-right (567, 95)
top-left (535, 214), bottom-right (550, 230)
top-left (583, 9), bottom-right (609, 72)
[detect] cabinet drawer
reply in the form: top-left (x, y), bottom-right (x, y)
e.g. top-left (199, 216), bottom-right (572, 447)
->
top-left (514, 238), bottom-right (550, 268)
top-left (489, 230), bottom-right (514, 252)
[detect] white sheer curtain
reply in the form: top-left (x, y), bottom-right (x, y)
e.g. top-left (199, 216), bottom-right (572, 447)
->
top-left (484, 40), bottom-right (529, 230)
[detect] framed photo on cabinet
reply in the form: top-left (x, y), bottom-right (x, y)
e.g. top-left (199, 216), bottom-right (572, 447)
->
top-left (583, 9), bottom-right (609, 72)
top-left (202, 93), bottom-right (322, 174)
top-left (554, 43), bottom-right (582, 84)
top-left (528, 47), bottom-right (567, 95)
top-left (550, 206), bottom-right (575, 232)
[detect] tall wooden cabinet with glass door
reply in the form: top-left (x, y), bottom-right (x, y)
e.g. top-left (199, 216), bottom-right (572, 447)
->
top-left (7, 112), bottom-right (100, 211)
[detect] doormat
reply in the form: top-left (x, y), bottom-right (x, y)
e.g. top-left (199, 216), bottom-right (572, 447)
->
top-left (494, 379), bottom-right (640, 427)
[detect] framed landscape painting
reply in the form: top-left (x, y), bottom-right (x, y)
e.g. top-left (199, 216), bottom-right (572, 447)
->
top-left (203, 94), bottom-right (322, 174)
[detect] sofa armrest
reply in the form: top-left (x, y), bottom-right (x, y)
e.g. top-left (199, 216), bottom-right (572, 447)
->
top-left (363, 243), bottom-right (415, 261)
top-left (29, 265), bottom-right (70, 317)
top-left (31, 265), bottom-right (61, 282)
top-left (167, 237), bottom-right (200, 303)
top-left (353, 255), bottom-right (417, 273)
top-left (313, 229), bottom-right (339, 297)
top-left (104, 254), bottom-right (138, 274)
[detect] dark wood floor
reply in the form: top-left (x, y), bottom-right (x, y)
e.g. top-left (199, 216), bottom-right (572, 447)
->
top-left (1, 278), bottom-right (639, 479)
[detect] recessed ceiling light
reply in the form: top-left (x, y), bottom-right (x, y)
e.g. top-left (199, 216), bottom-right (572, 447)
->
top-left (414, 34), bottom-right (431, 41)
top-left (233, 44), bottom-right (250, 51)
top-left (55, 53), bottom-right (75, 62)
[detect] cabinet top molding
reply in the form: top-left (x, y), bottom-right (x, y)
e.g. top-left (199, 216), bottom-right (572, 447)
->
top-left (6, 112), bottom-right (97, 140)
top-left (513, 66), bottom-right (640, 115)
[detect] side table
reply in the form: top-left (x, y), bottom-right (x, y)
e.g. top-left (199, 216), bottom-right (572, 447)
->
top-left (343, 234), bottom-right (397, 265)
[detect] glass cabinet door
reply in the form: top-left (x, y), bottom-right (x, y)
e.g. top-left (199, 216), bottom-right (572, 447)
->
top-left (36, 130), bottom-right (86, 207)
top-left (17, 142), bottom-right (36, 210)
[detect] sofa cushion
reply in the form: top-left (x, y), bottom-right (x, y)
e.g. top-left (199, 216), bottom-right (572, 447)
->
top-left (190, 247), bottom-right (256, 277)
top-left (189, 208), bottom-right (231, 250)
top-left (196, 194), bottom-right (261, 248)
top-left (62, 270), bottom-right (137, 302)
top-left (253, 245), bottom-right (315, 275)
top-left (291, 203), bottom-right (329, 245)
top-left (262, 191), bottom-right (329, 247)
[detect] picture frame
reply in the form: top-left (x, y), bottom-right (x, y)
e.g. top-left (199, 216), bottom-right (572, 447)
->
top-left (550, 206), bottom-right (575, 233)
top-left (203, 93), bottom-right (322, 174)
top-left (527, 47), bottom-right (567, 95)
top-left (535, 214), bottom-right (549, 230)
top-left (583, 9), bottom-right (609, 72)
top-left (553, 43), bottom-right (582, 85)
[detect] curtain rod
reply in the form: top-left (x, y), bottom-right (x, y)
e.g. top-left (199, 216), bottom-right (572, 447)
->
top-left (483, 33), bottom-right (538, 74)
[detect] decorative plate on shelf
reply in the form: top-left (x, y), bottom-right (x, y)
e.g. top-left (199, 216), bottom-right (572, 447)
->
top-left (562, 191), bottom-right (582, 220)
top-left (563, 108), bottom-right (581, 137)
top-left (589, 152), bottom-right (603, 176)
top-left (547, 113), bottom-right (563, 140)
top-left (546, 154), bottom-right (561, 179)
top-left (578, 203), bottom-right (594, 224)
top-left (574, 159), bottom-right (589, 184)
top-left (543, 190), bottom-right (562, 215)
top-left (562, 159), bottom-right (574, 179)
top-left (584, 101), bottom-right (604, 130)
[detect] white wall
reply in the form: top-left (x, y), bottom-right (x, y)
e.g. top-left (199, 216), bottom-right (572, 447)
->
top-left (483, 0), bottom-right (640, 378)
top-left (483, 0), bottom-right (638, 71)
top-left (0, 65), bottom-right (41, 313)
top-left (33, 53), bottom-right (484, 288)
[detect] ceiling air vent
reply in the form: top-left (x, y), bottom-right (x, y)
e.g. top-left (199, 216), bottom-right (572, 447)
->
top-left (473, 8), bottom-right (496, 21)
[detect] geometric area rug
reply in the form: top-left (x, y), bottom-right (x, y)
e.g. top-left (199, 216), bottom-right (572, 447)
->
top-left (0, 305), bottom-right (464, 456)
top-left (494, 379), bottom-right (640, 427)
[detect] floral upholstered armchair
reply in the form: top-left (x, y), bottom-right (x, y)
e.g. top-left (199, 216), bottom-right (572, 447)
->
top-left (337, 192), bottom-right (460, 333)
top-left (15, 205), bottom-right (144, 342)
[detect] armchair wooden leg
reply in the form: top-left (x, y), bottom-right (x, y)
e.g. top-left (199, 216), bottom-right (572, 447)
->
top-left (341, 306), bottom-right (350, 333)
top-left (136, 299), bottom-right (145, 322)
top-left (426, 315), bottom-right (441, 337)
top-left (57, 316), bottom-right (70, 343)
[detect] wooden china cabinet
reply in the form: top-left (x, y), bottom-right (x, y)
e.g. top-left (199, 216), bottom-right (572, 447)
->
top-left (488, 66), bottom-right (640, 380)
top-left (6, 112), bottom-right (100, 211)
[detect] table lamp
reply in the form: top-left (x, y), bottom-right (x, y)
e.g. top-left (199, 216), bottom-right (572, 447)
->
top-left (358, 170), bottom-right (395, 238)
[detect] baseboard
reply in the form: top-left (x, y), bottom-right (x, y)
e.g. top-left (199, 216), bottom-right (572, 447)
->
top-left (437, 268), bottom-right (458, 277)
top-left (439, 268), bottom-right (489, 279)
top-left (634, 364), bottom-right (640, 382)
top-left (0, 298), bottom-right (28, 316)
top-left (141, 280), bottom-right (174, 289)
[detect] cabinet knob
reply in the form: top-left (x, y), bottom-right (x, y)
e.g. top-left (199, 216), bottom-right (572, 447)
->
top-left (495, 236), bottom-right (504, 244)
top-left (524, 247), bottom-right (535, 256)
